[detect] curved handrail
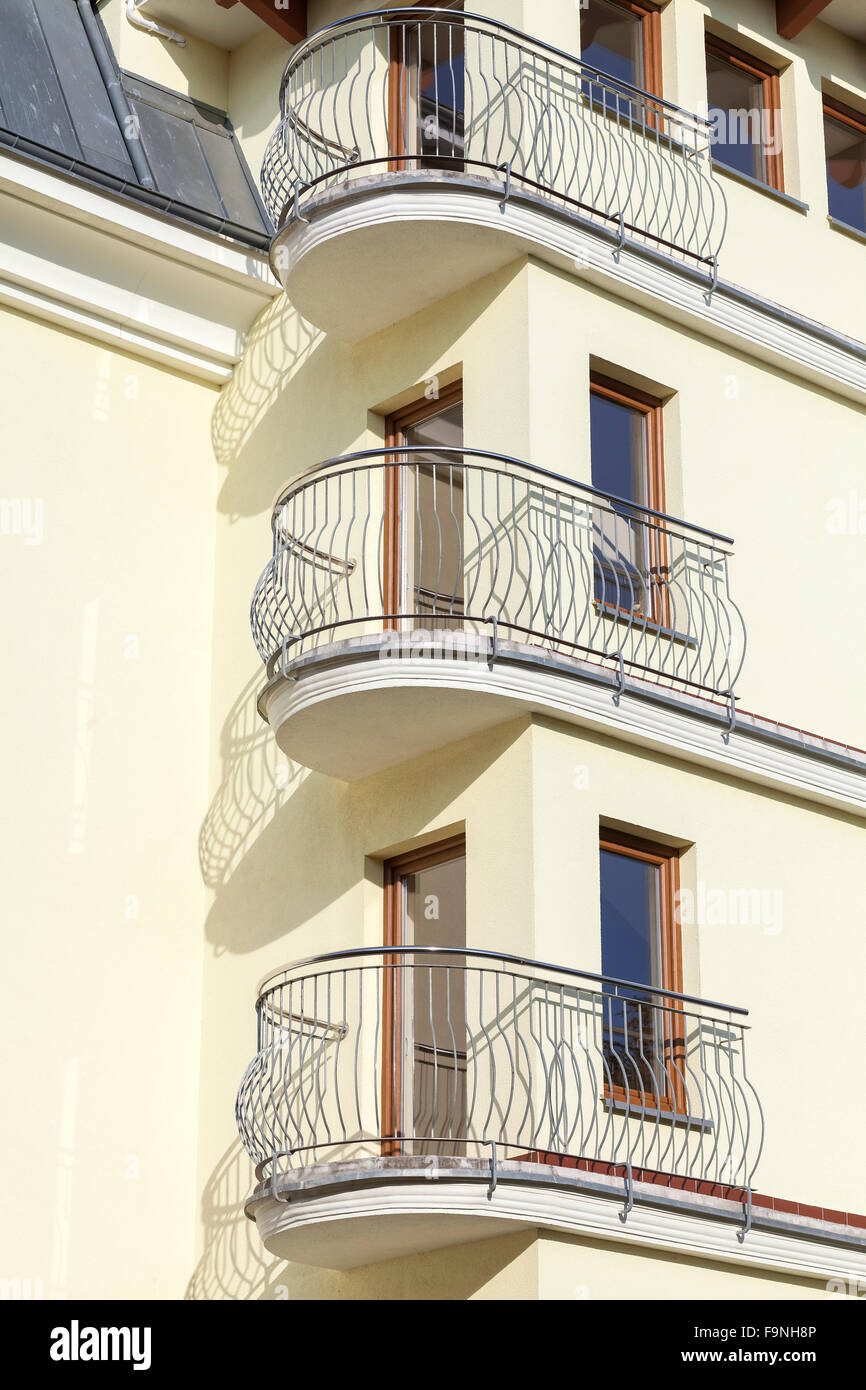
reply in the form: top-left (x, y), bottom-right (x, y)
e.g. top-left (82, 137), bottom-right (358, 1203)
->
top-left (257, 943), bottom-right (750, 1016)
top-left (272, 447), bottom-right (735, 547)
top-left (279, 9), bottom-right (714, 133)
top-left (263, 7), bottom-right (727, 266)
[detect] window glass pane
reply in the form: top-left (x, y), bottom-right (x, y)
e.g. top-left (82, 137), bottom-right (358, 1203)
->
top-left (590, 392), bottom-right (647, 503)
top-left (581, 0), bottom-right (644, 89)
top-left (403, 854), bottom-right (467, 1152)
top-left (600, 847), bottom-right (659, 988)
top-left (600, 846), bottom-right (669, 1104)
top-left (706, 52), bottom-right (766, 182)
top-left (824, 112), bottom-right (866, 233)
top-left (404, 856), bottom-right (466, 954)
top-left (590, 391), bottom-right (649, 611)
top-left (405, 403), bottom-right (465, 622)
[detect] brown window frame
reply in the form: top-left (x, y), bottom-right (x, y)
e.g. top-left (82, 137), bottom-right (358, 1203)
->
top-left (705, 34), bottom-right (785, 193)
top-left (822, 94), bottom-right (866, 223)
top-left (382, 833), bottom-right (467, 1154)
top-left (589, 372), bottom-right (669, 629)
top-left (383, 379), bottom-right (464, 631)
top-left (599, 828), bottom-right (685, 1117)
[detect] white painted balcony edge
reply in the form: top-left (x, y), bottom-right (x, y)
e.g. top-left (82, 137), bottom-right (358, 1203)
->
top-left (260, 643), bottom-right (866, 817)
top-left (248, 1158), bottom-right (866, 1281)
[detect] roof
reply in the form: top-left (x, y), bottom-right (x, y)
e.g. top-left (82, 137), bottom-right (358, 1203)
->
top-left (0, 0), bottom-right (272, 248)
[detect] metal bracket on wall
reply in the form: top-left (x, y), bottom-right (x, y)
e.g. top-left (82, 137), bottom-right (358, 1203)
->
top-left (722, 688), bottom-right (737, 743)
top-left (498, 161), bottom-right (512, 212)
top-left (619, 1161), bottom-right (635, 1222)
top-left (293, 181), bottom-right (311, 225)
top-left (487, 1140), bottom-right (498, 1199)
top-left (279, 637), bottom-right (300, 682)
top-left (612, 651), bottom-right (626, 705)
top-left (737, 1185), bottom-right (753, 1242)
top-left (269, 1150), bottom-right (295, 1205)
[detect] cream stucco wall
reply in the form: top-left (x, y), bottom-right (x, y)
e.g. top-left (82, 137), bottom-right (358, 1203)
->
top-left (0, 306), bottom-right (217, 1298)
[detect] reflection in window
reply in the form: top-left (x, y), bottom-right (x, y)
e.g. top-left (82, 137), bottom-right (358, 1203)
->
top-left (599, 837), bottom-right (682, 1111)
top-left (824, 103), bottom-right (866, 235)
top-left (590, 387), bottom-right (650, 613)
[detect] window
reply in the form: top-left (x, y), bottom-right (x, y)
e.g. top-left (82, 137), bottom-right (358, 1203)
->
top-left (599, 829), bottom-right (684, 1114)
top-left (705, 36), bottom-right (784, 191)
top-left (589, 374), bottom-right (667, 620)
top-left (580, 0), bottom-right (662, 115)
top-left (383, 835), bottom-right (467, 1154)
top-left (823, 96), bottom-right (866, 235)
top-left (385, 383), bottom-right (464, 629)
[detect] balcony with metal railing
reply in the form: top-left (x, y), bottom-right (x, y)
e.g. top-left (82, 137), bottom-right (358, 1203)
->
top-left (252, 449), bottom-right (746, 779)
top-left (262, 8), bottom-right (728, 338)
top-left (237, 946), bottom-right (762, 1268)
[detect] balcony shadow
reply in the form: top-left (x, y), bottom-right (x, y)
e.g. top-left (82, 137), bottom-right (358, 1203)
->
top-left (211, 295), bottom-right (334, 519)
top-left (198, 669), bottom-right (303, 891)
top-left (185, 1140), bottom-right (289, 1301)
top-left (211, 260), bottom-right (528, 521)
top-left (200, 670), bottom-right (529, 955)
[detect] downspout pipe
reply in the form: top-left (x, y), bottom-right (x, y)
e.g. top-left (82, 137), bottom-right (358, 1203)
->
top-left (76, 0), bottom-right (156, 190)
top-left (125, 0), bottom-right (187, 47)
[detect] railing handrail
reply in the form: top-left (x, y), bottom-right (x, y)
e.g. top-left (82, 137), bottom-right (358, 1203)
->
top-left (279, 8), bottom-right (714, 135)
top-left (271, 447), bottom-right (735, 548)
top-left (256, 943), bottom-right (750, 1016)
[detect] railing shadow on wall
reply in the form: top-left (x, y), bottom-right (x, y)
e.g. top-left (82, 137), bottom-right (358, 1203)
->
top-left (198, 670), bottom-right (303, 893)
top-left (185, 1140), bottom-right (288, 1301)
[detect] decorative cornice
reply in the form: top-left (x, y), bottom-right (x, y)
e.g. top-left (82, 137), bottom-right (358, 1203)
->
top-left (275, 177), bottom-right (866, 405)
top-left (0, 148), bottom-right (279, 382)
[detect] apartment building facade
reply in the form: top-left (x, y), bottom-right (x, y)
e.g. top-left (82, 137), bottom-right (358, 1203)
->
top-left (1, 0), bottom-right (865, 1301)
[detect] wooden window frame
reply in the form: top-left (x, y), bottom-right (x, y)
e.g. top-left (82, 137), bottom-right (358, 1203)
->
top-left (382, 833), bottom-right (467, 1154)
top-left (589, 372), bottom-right (669, 628)
top-left (581, 0), bottom-right (663, 108)
top-left (383, 379), bottom-right (464, 630)
top-left (822, 95), bottom-right (866, 225)
top-left (599, 828), bottom-right (685, 1117)
top-left (705, 34), bottom-right (785, 192)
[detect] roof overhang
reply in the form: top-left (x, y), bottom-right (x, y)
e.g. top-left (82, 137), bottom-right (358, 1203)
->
top-left (213, 0), bottom-right (306, 45)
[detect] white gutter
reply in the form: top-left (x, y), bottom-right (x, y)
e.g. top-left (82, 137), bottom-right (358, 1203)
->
top-left (125, 0), bottom-right (186, 46)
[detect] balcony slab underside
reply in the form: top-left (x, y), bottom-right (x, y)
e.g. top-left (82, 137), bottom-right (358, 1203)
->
top-left (259, 638), bottom-right (866, 817)
top-left (272, 174), bottom-right (541, 339)
top-left (247, 1156), bottom-right (866, 1278)
top-left (270, 174), bottom-right (866, 408)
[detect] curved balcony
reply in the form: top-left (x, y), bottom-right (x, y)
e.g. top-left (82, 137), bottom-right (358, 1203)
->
top-left (252, 449), bottom-right (746, 779)
top-left (237, 946), bottom-right (762, 1268)
top-left (262, 9), bottom-right (727, 338)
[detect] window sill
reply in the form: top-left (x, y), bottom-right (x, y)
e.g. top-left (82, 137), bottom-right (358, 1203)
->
top-left (710, 159), bottom-right (809, 214)
top-left (604, 1097), bottom-right (714, 1130)
top-left (592, 599), bottom-right (698, 649)
top-left (828, 214), bottom-right (866, 246)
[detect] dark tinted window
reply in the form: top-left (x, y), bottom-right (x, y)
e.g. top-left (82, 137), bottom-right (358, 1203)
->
top-left (824, 107), bottom-right (866, 233)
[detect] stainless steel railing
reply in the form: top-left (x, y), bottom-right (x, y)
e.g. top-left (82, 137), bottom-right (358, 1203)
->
top-left (236, 946), bottom-right (763, 1191)
top-left (251, 449), bottom-right (746, 700)
top-left (261, 8), bottom-right (727, 269)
